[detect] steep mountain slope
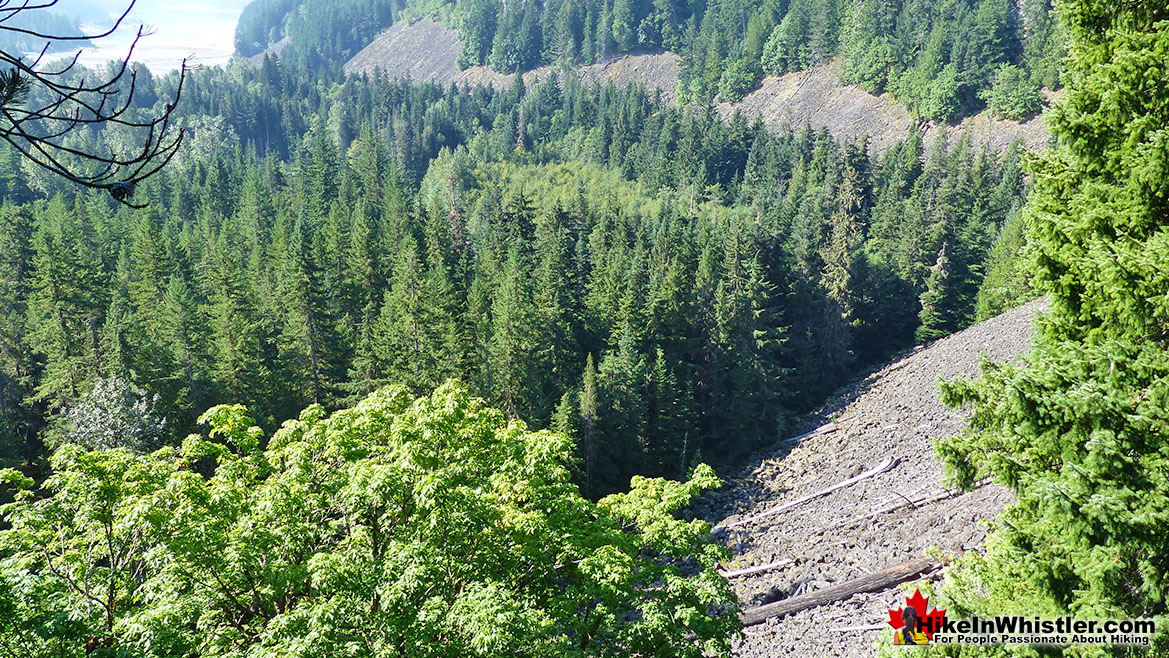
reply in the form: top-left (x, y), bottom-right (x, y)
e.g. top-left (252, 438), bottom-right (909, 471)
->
top-left (695, 298), bottom-right (1047, 657)
top-left (342, 18), bottom-right (680, 103)
top-left (342, 19), bottom-right (1052, 154)
top-left (717, 61), bottom-right (1055, 154)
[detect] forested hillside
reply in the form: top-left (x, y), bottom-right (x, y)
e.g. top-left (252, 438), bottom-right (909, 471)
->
top-left (0, 10), bottom-right (91, 55)
top-left (0, 56), bottom-right (1030, 496)
top-left (8, 0), bottom-right (1169, 652)
top-left (237, 0), bottom-right (1065, 120)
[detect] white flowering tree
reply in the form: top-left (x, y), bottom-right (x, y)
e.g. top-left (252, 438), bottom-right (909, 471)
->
top-left (47, 376), bottom-right (167, 452)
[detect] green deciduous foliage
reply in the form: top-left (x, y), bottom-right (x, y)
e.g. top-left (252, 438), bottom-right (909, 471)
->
top-left (718, 59), bottom-right (762, 102)
top-left (0, 383), bottom-right (738, 658)
top-left (981, 63), bottom-right (1045, 120)
top-left (935, 0), bottom-right (1169, 644)
top-left (43, 376), bottom-right (168, 452)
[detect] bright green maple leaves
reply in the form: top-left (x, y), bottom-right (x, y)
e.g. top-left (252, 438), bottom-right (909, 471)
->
top-left (0, 382), bottom-right (737, 658)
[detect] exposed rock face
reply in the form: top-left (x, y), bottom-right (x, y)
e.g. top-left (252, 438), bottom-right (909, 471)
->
top-left (341, 19), bottom-right (1053, 155)
top-left (695, 298), bottom-right (1047, 658)
top-left (247, 36), bottom-right (291, 66)
top-left (342, 18), bottom-right (680, 103)
top-left (717, 61), bottom-right (1054, 155)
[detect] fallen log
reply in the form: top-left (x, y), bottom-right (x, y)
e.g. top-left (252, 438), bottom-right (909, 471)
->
top-left (778, 415), bottom-right (854, 446)
top-left (827, 477), bottom-right (995, 530)
top-left (718, 457), bottom-right (898, 531)
top-left (827, 488), bottom-right (954, 530)
top-left (778, 425), bottom-right (835, 447)
top-left (719, 559), bottom-right (794, 579)
top-left (740, 556), bottom-right (941, 626)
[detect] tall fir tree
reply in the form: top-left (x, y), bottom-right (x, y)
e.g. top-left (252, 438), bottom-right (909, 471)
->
top-left (487, 247), bottom-right (539, 419)
top-left (26, 196), bottom-right (106, 412)
top-left (936, 0), bottom-right (1169, 630)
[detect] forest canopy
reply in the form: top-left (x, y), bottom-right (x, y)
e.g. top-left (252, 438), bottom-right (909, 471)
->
top-left (0, 59), bottom-right (1032, 494)
top-left (0, 382), bottom-right (738, 657)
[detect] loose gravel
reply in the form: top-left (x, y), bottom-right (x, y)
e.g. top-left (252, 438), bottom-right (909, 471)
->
top-left (696, 298), bottom-right (1048, 658)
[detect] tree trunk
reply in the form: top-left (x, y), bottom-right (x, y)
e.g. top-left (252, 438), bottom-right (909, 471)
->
top-left (740, 556), bottom-right (940, 626)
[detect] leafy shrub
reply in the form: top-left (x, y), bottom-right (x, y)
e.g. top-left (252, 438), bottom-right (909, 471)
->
top-left (895, 63), bottom-right (962, 122)
top-left (45, 377), bottom-right (167, 452)
top-left (719, 58), bottom-right (762, 103)
top-left (0, 382), bottom-right (738, 658)
top-left (981, 63), bottom-right (1044, 120)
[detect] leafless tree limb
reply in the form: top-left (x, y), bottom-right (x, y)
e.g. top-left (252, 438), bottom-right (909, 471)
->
top-left (0, 0), bottom-right (186, 207)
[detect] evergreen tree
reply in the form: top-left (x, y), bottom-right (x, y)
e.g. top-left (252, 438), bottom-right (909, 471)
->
top-left (840, 0), bottom-right (895, 92)
top-left (0, 203), bottom-right (36, 460)
top-left (457, 0), bottom-right (499, 67)
top-left (372, 239), bottom-right (434, 393)
top-left (532, 206), bottom-right (581, 420)
top-left (936, 0), bottom-right (1169, 629)
top-left (807, 0), bottom-right (840, 65)
top-left (26, 196), bottom-right (106, 412)
top-left (762, 0), bottom-right (811, 74)
top-left (205, 222), bottom-right (270, 419)
top-left (158, 270), bottom-right (211, 423)
top-left (343, 300), bottom-right (384, 401)
top-left (595, 320), bottom-right (648, 492)
top-left (487, 247), bottom-right (538, 419)
top-left (974, 207), bottom-right (1035, 321)
top-left (1020, 0), bottom-right (1065, 89)
top-left (645, 347), bottom-right (698, 479)
top-left (577, 353), bottom-right (600, 498)
top-left (916, 243), bottom-right (959, 342)
top-left (0, 60), bottom-right (1033, 510)
top-left (276, 213), bottom-right (342, 408)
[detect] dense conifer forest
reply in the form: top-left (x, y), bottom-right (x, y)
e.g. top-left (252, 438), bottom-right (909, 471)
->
top-left (0, 61), bottom-right (1029, 495)
top-left (0, 57), bottom-right (1033, 500)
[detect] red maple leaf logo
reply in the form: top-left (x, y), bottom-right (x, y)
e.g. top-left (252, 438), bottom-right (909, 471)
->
top-left (887, 589), bottom-right (946, 640)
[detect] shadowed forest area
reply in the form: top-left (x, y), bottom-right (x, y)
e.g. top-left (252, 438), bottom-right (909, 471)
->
top-left (0, 65), bottom-right (1032, 495)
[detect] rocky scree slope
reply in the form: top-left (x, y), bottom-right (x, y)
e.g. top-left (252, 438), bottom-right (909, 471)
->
top-left (717, 61), bottom-right (1055, 155)
top-left (342, 18), bottom-right (680, 103)
top-left (341, 19), bottom-right (1051, 155)
top-left (694, 297), bottom-right (1046, 658)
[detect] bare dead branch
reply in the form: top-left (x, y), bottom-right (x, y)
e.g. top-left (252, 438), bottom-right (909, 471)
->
top-left (0, 0), bottom-right (185, 205)
top-left (0, 0), bottom-right (134, 41)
